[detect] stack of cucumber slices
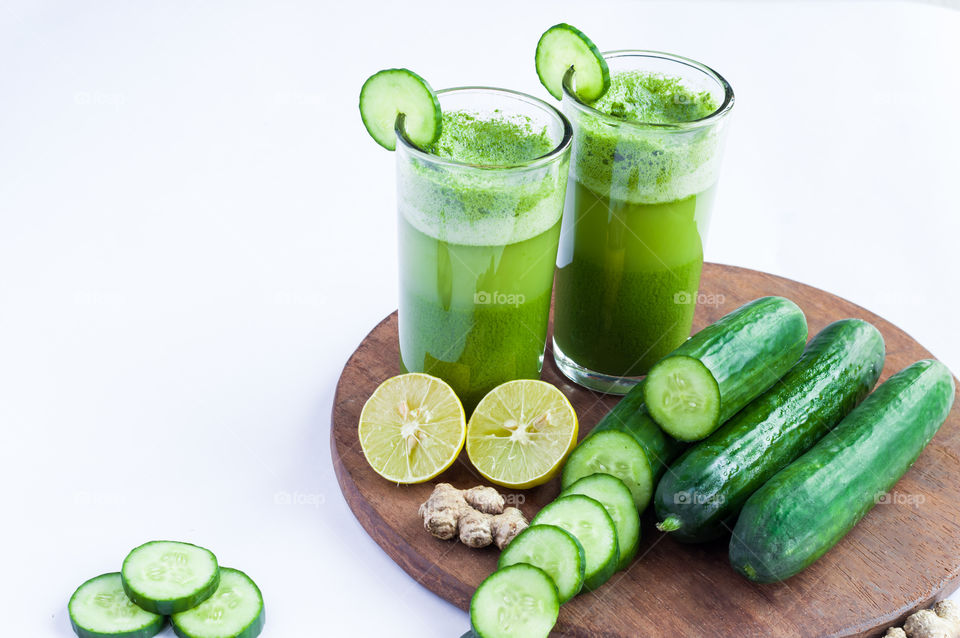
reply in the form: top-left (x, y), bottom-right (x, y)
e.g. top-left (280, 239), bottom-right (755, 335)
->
top-left (469, 473), bottom-right (640, 638)
top-left (68, 540), bottom-right (264, 638)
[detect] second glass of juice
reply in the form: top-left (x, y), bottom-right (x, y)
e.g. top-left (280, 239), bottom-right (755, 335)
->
top-left (396, 88), bottom-right (572, 412)
top-left (553, 51), bottom-right (735, 394)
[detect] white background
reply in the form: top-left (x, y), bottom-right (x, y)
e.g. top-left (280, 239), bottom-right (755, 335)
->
top-left (2, 1), bottom-right (959, 636)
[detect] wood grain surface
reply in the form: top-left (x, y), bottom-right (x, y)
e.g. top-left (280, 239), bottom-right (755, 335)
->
top-left (330, 263), bottom-right (960, 638)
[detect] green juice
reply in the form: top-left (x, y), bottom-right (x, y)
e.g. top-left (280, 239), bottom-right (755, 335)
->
top-left (396, 98), bottom-right (569, 411)
top-left (554, 66), bottom-right (730, 385)
top-left (555, 181), bottom-right (715, 375)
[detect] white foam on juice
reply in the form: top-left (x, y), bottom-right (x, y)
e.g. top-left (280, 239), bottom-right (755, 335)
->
top-left (568, 71), bottom-right (726, 205)
top-left (397, 110), bottom-right (568, 247)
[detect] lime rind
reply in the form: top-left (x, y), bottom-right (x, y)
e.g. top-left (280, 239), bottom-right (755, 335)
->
top-left (535, 24), bottom-right (610, 101)
top-left (359, 68), bottom-right (442, 151)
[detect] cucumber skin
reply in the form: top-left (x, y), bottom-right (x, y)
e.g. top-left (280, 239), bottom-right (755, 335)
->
top-left (730, 359), bottom-right (956, 583)
top-left (654, 319), bottom-right (885, 542)
top-left (649, 296), bottom-right (808, 430)
top-left (561, 381), bottom-right (685, 512)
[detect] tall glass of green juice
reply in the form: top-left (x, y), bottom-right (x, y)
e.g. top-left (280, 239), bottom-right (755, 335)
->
top-left (553, 51), bottom-right (735, 394)
top-left (395, 88), bottom-right (572, 412)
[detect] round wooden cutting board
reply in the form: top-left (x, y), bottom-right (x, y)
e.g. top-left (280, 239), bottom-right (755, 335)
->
top-left (330, 263), bottom-right (960, 638)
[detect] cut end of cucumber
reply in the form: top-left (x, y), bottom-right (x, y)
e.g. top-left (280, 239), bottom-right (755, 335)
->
top-left (656, 516), bottom-right (682, 533)
top-left (644, 355), bottom-right (722, 441)
top-left (359, 68), bottom-right (441, 151)
top-left (535, 23), bottom-right (609, 102)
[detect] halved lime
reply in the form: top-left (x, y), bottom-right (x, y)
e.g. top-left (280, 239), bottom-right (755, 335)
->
top-left (359, 68), bottom-right (442, 151)
top-left (358, 373), bottom-right (466, 483)
top-left (466, 380), bottom-right (578, 489)
top-left (535, 23), bottom-right (610, 101)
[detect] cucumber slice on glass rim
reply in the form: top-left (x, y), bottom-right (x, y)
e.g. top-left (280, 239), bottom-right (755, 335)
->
top-left (121, 540), bottom-right (220, 615)
top-left (69, 573), bottom-right (165, 638)
top-left (359, 68), bottom-right (442, 151)
top-left (535, 23), bottom-right (609, 101)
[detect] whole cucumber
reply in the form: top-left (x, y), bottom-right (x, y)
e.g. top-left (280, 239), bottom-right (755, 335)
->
top-left (655, 319), bottom-right (885, 542)
top-left (730, 359), bottom-right (956, 582)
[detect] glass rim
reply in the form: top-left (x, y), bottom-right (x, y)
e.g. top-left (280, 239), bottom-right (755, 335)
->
top-left (562, 49), bottom-right (735, 131)
top-left (394, 86), bottom-right (573, 171)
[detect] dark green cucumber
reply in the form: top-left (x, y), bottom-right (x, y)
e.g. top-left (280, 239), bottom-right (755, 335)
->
top-left (645, 296), bottom-right (808, 441)
top-left (561, 381), bottom-right (685, 511)
top-left (654, 319), bottom-right (885, 542)
top-left (730, 359), bottom-right (956, 583)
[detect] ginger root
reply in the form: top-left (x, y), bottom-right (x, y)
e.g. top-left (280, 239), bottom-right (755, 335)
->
top-left (885, 600), bottom-right (960, 638)
top-left (418, 483), bottom-right (528, 549)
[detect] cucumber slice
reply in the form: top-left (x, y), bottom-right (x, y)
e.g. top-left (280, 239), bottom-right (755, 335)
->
top-left (561, 429), bottom-right (653, 510)
top-left (69, 573), bottom-right (165, 638)
top-left (171, 568), bottom-right (265, 638)
top-left (531, 494), bottom-right (618, 590)
top-left (561, 473), bottom-right (640, 571)
top-left (121, 541), bottom-right (219, 615)
top-left (643, 355), bottom-right (721, 441)
top-left (497, 524), bottom-right (585, 603)
top-left (359, 68), bottom-right (441, 151)
top-left (535, 23), bottom-right (609, 101)
top-left (470, 563), bottom-right (559, 638)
